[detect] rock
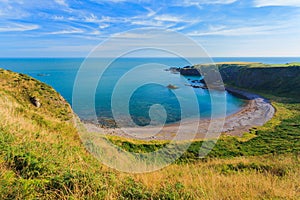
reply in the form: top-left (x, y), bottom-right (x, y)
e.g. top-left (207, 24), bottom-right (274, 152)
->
top-left (199, 79), bottom-right (205, 84)
top-left (167, 84), bottom-right (179, 89)
top-left (30, 96), bottom-right (41, 108)
top-left (168, 67), bottom-right (180, 72)
top-left (179, 68), bottom-right (201, 76)
top-left (191, 85), bottom-right (208, 89)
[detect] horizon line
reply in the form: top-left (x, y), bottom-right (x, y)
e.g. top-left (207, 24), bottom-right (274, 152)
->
top-left (1, 56), bottom-right (300, 59)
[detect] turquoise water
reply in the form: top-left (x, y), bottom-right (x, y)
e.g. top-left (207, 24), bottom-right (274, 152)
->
top-left (1, 57), bottom-right (300, 127)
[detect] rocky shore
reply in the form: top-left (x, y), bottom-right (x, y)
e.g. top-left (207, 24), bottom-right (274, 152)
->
top-left (83, 87), bottom-right (275, 141)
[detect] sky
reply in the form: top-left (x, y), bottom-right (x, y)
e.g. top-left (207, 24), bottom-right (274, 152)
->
top-left (0, 0), bottom-right (300, 57)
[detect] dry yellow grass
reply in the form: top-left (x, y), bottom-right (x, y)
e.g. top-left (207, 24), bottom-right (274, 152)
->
top-left (133, 155), bottom-right (300, 199)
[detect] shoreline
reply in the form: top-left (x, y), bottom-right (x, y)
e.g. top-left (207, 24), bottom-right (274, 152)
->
top-left (83, 87), bottom-right (275, 141)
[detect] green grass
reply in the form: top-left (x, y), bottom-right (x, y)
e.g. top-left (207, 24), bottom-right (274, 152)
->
top-left (195, 62), bottom-right (300, 68)
top-left (109, 97), bottom-right (300, 163)
top-left (0, 68), bottom-right (299, 199)
top-left (191, 62), bottom-right (300, 99)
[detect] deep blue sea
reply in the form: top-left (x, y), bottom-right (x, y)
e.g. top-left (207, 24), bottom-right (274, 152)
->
top-left (1, 57), bottom-right (299, 127)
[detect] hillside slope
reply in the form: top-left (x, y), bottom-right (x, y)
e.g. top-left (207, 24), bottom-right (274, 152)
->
top-left (0, 68), bottom-right (299, 199)
top-left (217, 63), bottom-right (300, 99)
top-left (0, 69), bottom-right (113, 199)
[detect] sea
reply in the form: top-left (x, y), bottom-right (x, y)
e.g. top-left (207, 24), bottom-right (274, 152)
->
top-left (1, 57), bottom-right (299, 127)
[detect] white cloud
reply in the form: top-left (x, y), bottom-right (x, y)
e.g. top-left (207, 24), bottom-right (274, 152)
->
top-left (181, 0), bottom-right (237, 7)
top-left (84, 14), bottom-right (115, 23)
top-left (85, 14), bottom-right (99, 23)
top-left (89, 30), bottom-right (101, 35)
top-left (53, 15), bottom-right (64, 20)
top-left (0, 23), bottom-right (39, 32)
top-left (254, 0), bottom-right (300, 7)
top-left (144, 7), bottom-right (160, 17)
top-left (153, 14), bottom-right (197, 25)
top-left (171, 24), bottom-right (193, 31)
top-left (48, 28), bottom-right (84, 35)
top-left (99, 24), bottom-right (110, 29)
top-left (188, 25), bottom-right (281, 36)
top-left (67, 17), bottom-right (76, 21)
top-left (131, 20), bottom-right (164, 27)
top-left (0, 1), bottom-right (29, 19)
top-left (54, 0), bottom-right (68, 6)
top-left (154, 15), bottom-right (182, 22)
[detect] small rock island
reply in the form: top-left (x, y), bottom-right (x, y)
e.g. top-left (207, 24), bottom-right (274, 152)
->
top-left (167, 84), bottom-right (179, 89)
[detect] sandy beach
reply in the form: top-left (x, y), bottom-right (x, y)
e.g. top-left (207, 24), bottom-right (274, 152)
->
top-left (84, 87), bottom-right (275, 141)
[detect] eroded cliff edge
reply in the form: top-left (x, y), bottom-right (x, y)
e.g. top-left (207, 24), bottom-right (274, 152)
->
top-left (180, 62), bottom-right (300, 100)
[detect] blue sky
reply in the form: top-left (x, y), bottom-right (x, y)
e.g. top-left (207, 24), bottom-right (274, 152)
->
top-left (0, 0), bottom-right (300, 57)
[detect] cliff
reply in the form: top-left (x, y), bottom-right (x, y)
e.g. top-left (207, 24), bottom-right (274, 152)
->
top-left (219, 63), bottom-right (300, 98)
top-left (182, 62), bottom-right (300, 99)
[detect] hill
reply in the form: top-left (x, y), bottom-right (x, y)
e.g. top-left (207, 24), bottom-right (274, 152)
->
top-left (179, 62), bottom-right (300, 99)
top-left (0, 68), bottom-right (299, 199)
top-left (216, 62), bottom-right (300, 99)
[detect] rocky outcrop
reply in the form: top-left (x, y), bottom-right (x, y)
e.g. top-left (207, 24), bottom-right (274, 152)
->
top-left (30, 96), bottom-right (41, 108)
top-left (167, 84), bottom-right (179, 89)
top-left (179, 68), bottom-right (201, 76)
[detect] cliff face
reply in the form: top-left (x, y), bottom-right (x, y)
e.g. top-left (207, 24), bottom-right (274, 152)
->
top-left (180, 63), bottom-right (300, 99)
top-left (218, 65), bottom-right (300, 98)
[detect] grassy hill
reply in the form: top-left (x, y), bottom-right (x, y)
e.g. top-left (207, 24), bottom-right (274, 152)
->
top-left (0, 69), bottom-right (114, 199)
top-left (218, 63), bottom-right (300, 99)
top-left (0, 68), bottom-right (299, 199)
top-left (195, 62), bottom-right (300, 100)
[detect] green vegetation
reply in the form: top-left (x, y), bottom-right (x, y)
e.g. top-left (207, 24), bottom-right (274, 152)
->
top-left (218, 62), bottom-right (300, 99)
top-left (0, 69), bottom-right (113, 199)
top-left (182, 62), bottom-right (300, 99)
top-left (109, 101), bottom-right (300, 162)
top-left (0, 68), bottom-right (299, 199)
top-left (209, 62), bottom-right (300, 68)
